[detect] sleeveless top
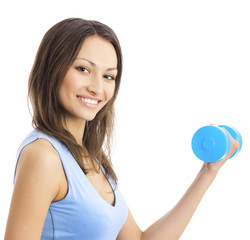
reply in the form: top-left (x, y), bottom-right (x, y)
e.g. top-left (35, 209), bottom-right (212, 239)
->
top-left (14, 130), bottom-right (128, 240)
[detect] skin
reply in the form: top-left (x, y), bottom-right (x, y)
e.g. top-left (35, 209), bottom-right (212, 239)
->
top-left (5, 35), bottom-right (240, 240)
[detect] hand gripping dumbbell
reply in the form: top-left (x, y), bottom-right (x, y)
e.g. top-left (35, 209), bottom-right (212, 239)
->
top-left (191, 125), bottom-right (242, 162)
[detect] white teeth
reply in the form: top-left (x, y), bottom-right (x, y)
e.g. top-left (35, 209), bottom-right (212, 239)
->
top-left (85, 98), bottom-right (98, 104)
top-left (79, 97), bottom-right (98, 105)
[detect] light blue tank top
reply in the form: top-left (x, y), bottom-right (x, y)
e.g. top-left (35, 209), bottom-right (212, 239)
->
top-left (14, 130), bottom-right (128, 239)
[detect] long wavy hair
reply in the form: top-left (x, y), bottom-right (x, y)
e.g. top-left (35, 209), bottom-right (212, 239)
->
top-left (28, 18), bottom-right (122, 183)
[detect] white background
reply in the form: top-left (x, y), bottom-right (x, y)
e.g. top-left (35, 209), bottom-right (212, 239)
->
top-left (1, 0), bottom-right (249, 239)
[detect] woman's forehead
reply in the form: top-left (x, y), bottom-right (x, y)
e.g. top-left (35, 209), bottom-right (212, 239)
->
top-left (76, 35), bottom-right (118, 69)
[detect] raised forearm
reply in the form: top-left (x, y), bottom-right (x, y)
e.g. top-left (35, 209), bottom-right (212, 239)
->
top-left (118, 136), bottom-right (239, 240)
top-left (142, 166), bottom-right (217, 240)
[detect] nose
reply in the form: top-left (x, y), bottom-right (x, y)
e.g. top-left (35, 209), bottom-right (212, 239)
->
top-left (87, 73), bottom-right (103, 96)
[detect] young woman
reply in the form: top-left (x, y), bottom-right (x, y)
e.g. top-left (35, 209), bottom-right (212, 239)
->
top-left (5, 18), bottom-right (239, 240)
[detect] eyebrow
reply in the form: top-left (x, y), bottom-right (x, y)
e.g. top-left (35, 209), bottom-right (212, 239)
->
top-left (75, 57), bottom-right (118, 71)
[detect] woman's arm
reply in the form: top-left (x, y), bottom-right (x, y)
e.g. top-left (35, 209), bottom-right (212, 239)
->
top-left (4, 139), bottom-right (64, 240)
top-left (117, 131), bottom-right (240, 240)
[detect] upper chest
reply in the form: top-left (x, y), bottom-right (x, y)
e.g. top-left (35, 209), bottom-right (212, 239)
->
top-left (56, 152), bottom-right (116, 207)
top-left (85, 168), bottom-right (115, 206)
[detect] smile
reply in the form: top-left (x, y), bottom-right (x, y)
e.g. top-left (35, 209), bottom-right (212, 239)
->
top-left (77, 95), bottom-right (101, 109)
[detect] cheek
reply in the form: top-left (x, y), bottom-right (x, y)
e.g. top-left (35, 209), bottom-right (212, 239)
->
top-left (59, 74), bottom-right (79, 98)
top-left (106, 84), bottom-right (116, 101)
top-left (106, 87), bottom-right (115, 102)
top-left (59, 82), bottom-right (68, 103)
top-left (58, 77), bottom-right (75, 106)
top-left (62, 75), bottom-right (74, 91)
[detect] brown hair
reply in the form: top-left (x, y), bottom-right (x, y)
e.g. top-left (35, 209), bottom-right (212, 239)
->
top-left (28, 18), bottom-right (122, 183)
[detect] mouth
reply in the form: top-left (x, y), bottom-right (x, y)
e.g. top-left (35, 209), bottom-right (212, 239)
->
top-left (77, 95), bottom-right (102, 109)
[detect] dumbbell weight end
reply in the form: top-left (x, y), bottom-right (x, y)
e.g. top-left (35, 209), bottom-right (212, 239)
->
top-left (191, 125), bottom-right (242, 163)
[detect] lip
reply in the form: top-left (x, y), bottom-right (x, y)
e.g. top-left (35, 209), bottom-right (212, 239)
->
top-left (76, 95), bottom-right (102, 109)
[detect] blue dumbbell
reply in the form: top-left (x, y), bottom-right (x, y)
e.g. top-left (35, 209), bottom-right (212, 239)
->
top-left (191, 125), bottom-right (242, 162)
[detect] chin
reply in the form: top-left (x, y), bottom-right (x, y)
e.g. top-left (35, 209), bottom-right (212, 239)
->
top-left (82, 113), bottom-right (98, 122)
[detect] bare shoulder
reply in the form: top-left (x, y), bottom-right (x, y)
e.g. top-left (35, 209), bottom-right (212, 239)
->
top-left (15, 138), bottom-right (65, 201)
top-left (16, 138), bottom-right (61, 179)
top-left (5, 139), bottom-right (66, 239)
top-left (18, 138), bottom-right (59, 165)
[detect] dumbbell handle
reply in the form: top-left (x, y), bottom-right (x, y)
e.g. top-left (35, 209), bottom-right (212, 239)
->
top-left (192, 125), bottom-right (242, 162)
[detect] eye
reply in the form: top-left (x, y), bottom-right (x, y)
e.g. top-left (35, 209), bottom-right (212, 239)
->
top-left (104, 75), bottom-right (116, 81)
top-left (76, 66), bottom-right (89, 73)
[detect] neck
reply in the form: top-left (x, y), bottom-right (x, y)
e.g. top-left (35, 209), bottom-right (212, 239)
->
top-left (65, 116), bottom-right (86, 146)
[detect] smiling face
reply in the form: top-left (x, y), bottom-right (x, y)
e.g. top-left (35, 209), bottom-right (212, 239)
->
top-left (59, 35), bottom-right (118, 123)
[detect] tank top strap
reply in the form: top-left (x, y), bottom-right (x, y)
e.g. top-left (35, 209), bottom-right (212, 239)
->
top-left (14, 130), bottom-right (64, 183)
